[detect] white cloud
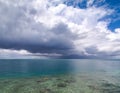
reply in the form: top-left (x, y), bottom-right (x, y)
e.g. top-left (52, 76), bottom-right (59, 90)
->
top-left (0, 48), bottom-right (61, 59)
top-left (0, 0), bottom-right (120, 58)
top-left (87, 0), bottom-right (95, 7)
top-left (0, 49), bottom-right (32, 59)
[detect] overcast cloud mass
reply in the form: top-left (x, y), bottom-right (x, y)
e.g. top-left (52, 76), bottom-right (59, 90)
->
top-left (0, 0), bottom-right (120, 59)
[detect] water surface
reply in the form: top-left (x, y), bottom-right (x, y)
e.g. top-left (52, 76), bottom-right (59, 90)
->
top-left (0, 59), bottom-right (120, 93)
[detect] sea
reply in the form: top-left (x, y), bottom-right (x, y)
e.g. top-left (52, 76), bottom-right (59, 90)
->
top-left (0, 59), bottom-right (120, 93)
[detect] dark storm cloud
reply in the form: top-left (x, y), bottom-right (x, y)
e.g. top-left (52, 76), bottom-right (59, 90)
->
top-left (0, 0), bottom-right (75, 57)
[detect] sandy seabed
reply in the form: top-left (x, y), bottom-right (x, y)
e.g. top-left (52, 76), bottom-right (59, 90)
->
top-left (0, 72), bottom-right (120, 93)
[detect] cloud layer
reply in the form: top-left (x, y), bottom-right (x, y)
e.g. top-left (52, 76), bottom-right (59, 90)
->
top-left (0, 0), bottom-right (120, 58)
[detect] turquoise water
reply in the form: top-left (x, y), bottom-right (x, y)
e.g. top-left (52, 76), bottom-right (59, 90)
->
top-left (0, 59), bottom-right (120, 78)
top-left (0, 59), bottom-right (120, 93)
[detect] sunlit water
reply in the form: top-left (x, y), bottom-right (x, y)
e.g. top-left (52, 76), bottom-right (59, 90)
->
top-left (0, 59), bottom-right (120, 93)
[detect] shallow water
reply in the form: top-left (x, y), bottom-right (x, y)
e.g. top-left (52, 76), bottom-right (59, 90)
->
top-left (0, 59), bottom-right (120, 93)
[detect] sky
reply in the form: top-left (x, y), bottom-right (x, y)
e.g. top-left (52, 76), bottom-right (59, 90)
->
top-left (0, 0), bottom-right (120, 59)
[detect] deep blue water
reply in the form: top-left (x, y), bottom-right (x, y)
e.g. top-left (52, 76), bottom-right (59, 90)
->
top-left (0, 59), bottom-right (120, 78)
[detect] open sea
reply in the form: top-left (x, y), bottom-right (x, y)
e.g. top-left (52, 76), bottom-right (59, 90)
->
top-left (0, 59), bottom-right (120, 93)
